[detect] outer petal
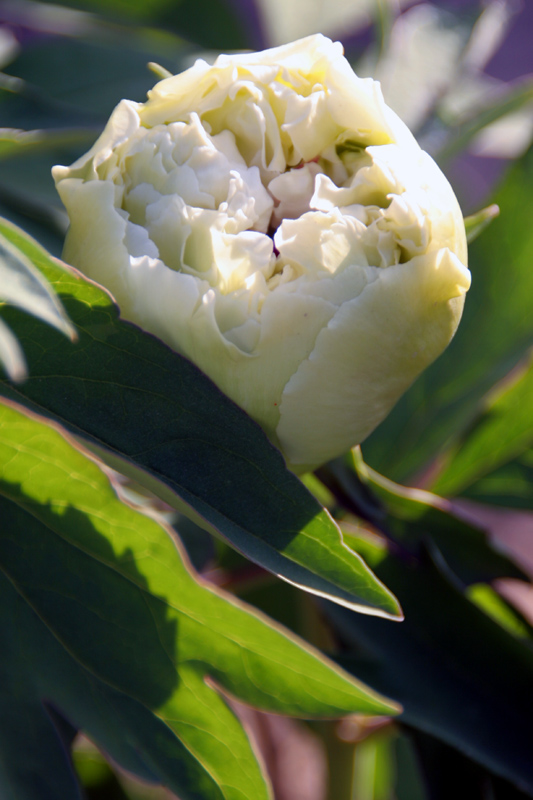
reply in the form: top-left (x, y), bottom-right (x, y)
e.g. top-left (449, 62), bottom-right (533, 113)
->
top-left (276, 249), bottom-right (471, 471)
top-left (55, 178), bottom-right (130, 305)
top-left (52, 100), bottom-right (141, 180)
top-left (417, 151), bottom-right (468, 264)
top-left (136, 275), bottom-right (340, 444)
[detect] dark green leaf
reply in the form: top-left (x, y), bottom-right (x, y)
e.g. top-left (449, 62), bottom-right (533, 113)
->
top-left (0, 71), bottom-right (96, 132)
top-left (0, 217), bottom-right (401, 618)
top-left (3, 34), bottom-right (188, 125)
top-left (458, 448), bottom-right (533, 508)
top-left (29, 0), bottom-right (252, 49)
top-left (0, 126), bottom-right (98, 215)
top-left (431, 352), bottom-right (533, 500)
top-left (0, 30), bottom-right (192, 244)
top-left (365, 467), bottom-right (528, 586)
top-left (0, 128), bottom-right (95, 254)
top-left (322, 452), bottom-right (527, 587)
top-left (327, 545), bottom-right (533, 795)
top-left (405, 728), bottom-right (533, 800)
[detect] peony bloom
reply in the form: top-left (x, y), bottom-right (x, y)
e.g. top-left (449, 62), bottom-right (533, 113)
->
top-left (53, 35), bottom-right (470, 473)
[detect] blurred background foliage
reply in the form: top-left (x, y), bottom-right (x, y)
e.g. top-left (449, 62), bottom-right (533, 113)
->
top-left (2, 0), bottom-right (533, 798)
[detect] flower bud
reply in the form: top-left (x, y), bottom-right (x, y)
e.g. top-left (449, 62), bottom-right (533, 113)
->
top-left (53, 34), bottom-right (470, 473)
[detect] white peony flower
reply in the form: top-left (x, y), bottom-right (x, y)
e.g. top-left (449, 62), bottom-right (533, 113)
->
top-left (53, 34), bottom-right (470, 473)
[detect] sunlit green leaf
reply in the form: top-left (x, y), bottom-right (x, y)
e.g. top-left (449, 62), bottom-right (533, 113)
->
top-left (352, 729), bottom-right (396, 800)
top-left (0, 127), bottom-right (97, 160)
top-left (0, 397), bottom-right (398, 800)
top-left (466, 583), bottom-right (532, 639)
top-left (0, 228), bottom-right (74, 337)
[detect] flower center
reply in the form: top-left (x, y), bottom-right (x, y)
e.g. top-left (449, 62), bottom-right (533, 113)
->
top-left (103, 102), bottom-right (431, 295)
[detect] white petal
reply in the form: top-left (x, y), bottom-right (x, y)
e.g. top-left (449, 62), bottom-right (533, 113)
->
top-left (57, 178), bottom-right (130, 306)
top-left (275, 210), bottom-right (370, 275)
top-left (282, 88), bottom-right (342, 163)
top-left (212, 229), bottom-right (275, 294)
top-left (53, 99), bottom-right (141, 182)
top-left (276, 248), bottom-right (471, 470)
top-left (124, 221), bottom-right (159, 259)
top-left (268, 163), bottom-right (322, 226)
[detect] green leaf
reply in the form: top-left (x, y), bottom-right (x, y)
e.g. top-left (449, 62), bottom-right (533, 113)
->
top-left (322, 452), bottom-right (527, 587)
top-left (0, 217), bottom-right (401, 619)
top-left (457, 448), bottom-right (533, 508)
top-left (0, 224), bottom-right (75, 380)
top-left (327, 545), bottom-right (533, 794)
top-left (404, 728), bottom-right (528, 800)
top-left (0, 22), bottom-right (197, 250)
top-left (362, 144), bottom-right (533, 483)
top-left (315, 458), bottom-right (533, 791)
top-left (466, 583), bottom-right (532, 639)
top-left (366, 472), bottom-right (527, 586)
top-left (3, 33), bottom-right (186, 125)
top-left (0, 397), bottom-right (398, 800)
top-left (0, 127), bottom-right (97, 160)
top-left (32, 0), bottom-right (252, 50)
top-left (430, 351), bottom-right (533, 500)
top-left (0, 315), bottom-right (26, 382)
top-left (0, 28), bottom-right (192, 246)
top-left (464, 204), bottom-right (500, 244)
top-left (0, 229), bottom-right (74, 337)
top-left (0, 70), bottom-right (98, 133)
top-left (352, 730), bottom-right (396, 800)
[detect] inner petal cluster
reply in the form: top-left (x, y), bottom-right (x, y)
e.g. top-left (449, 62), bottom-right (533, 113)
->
top-left (100, 65), bottom-right (434, 303)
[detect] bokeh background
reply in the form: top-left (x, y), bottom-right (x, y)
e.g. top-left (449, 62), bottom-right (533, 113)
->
top-left (2, 1), bottom-right (533, 798)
